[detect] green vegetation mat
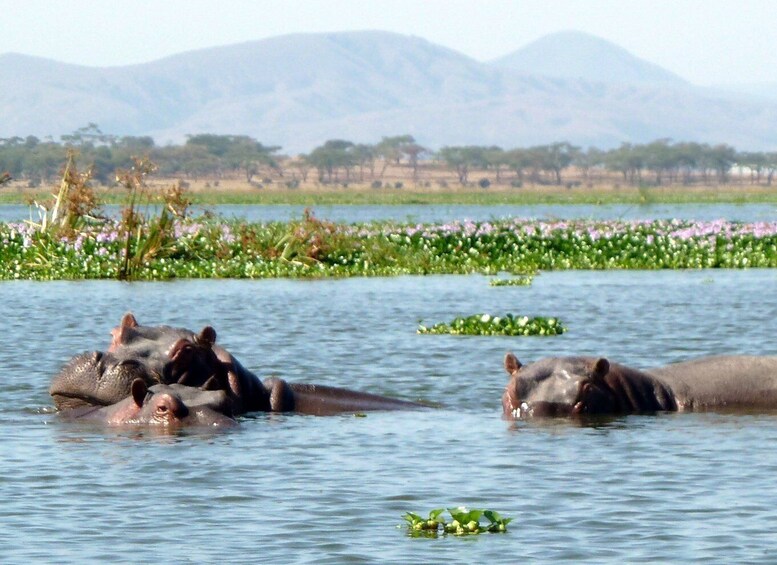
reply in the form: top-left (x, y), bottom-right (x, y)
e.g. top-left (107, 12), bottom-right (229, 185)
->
top-left (418, 314), bottom-right (565, 336)
top-left (3, 213), bottom-right (777, 280)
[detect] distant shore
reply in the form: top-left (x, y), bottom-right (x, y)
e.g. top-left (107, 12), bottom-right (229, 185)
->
top-left (3, 178), bottom-right (777, 206)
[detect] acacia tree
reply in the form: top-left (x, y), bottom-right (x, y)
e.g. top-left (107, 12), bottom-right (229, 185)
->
top-left (574, 147), bottom-right (605, 183)
top-left (183, 134), bottom-right (280, 182)
top-left (401, 142), bottom-right (427, 181)
top-left (764, 152), bottom-right (777, 186)
top-left (308, 139), bottom-right (355, 182)
top-left (375, 134), bottom-right (416, 177)
top-left (438, 146), bottom-right (489, 184)
top-left (225, 138), bottom-right (281, 183)
top-left (505, 147), bottom-right (532, 184)
top-left (642, 139), bottom-right (675, 185)
top-left (530, 142), bottom-right (579, 185)
top-left (704, 144), bottom-right (737, 184)
top-left (738, 151), bottom-right (766, 184)
top-left (351, 143), bottom-right (376, 181)
top-left (604, 143), bottom-right (644, 185)
top-left (483, 146), bottom-right (508, 183)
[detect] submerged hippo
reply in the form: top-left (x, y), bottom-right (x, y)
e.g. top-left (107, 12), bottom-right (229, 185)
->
top-left (502, 353), bottom-right (777, 419)
top-left (60, 379), bottom-right (237, 428)
top-left (52, 312), bottom-right (427, 416)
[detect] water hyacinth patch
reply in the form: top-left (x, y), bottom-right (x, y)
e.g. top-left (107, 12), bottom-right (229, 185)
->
top-left (403, 507), bottom-right (512, 537)
top-left (4, 215), bottom-right (777, 280)
top-left (489, 275), bottom-right (534, 286)
top-left (418, 313), bottom-right (566, 336)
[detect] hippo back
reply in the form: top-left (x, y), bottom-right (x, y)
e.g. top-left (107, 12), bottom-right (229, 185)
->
top-left (648, 355), bottom-right (777, 411)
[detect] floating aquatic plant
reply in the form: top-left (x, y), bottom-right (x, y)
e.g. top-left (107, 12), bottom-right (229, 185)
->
top-left (418, 313), bottom-right (566, 336)
top-left (403, 507), bottom-right (512, 537)
top-left (489, 275), bottom-right (534, 286)
top-left (5, 215), bottom-right (777, 280)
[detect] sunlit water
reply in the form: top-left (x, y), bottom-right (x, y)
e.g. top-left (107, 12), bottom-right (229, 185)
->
top-left (3, 269), bottom-right (777, 562)
top-left (3, 201), bottom-right (777, 224)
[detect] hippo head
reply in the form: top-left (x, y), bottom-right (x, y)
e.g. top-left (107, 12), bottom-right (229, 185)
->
top-left (51, 315), bottom-right (231, 410)
top-left (502, 353), bottom-right (616, 418)
top-left (107, 312), bottom-right (228, 388)
top-left (105, 379), bottom-right (237, 428)
top-left (50, 350), bottom-right (162, 410)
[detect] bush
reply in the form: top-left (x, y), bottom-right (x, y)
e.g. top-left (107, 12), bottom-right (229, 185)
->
top-left (394, 181), bottom-right (403, 189)
top-left (478, 178), bottom-right (491, 189)
top-left (371, 180), bottom-right (382, 189)
top-left (510, 180), bottom-right (522, 189)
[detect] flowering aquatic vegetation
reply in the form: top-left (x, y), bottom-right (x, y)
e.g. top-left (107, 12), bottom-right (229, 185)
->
top-left (403, 507), bottom-right (512, 537)
top-left (490, 275), bottom-right (534, 286)
top-left (418, 314), bottom-right (566, 336)
top-left (3, 216), bottom-right (777, 280)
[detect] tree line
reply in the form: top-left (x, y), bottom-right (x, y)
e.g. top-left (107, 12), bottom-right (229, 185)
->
top-left (2, 124), bottom-right (777, 188)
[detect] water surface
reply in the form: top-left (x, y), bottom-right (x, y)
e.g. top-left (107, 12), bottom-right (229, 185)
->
top-left (3, 201), bottom-right (777, 224)
top-left (2, 271), bottom-right (777, 562)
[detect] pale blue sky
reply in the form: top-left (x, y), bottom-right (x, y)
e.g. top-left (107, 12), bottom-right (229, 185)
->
top-left (1, 0), bottom-right (773, 85)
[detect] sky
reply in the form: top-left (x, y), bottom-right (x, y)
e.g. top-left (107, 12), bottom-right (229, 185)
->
top-left (0, 0), bottom-right (774, 86)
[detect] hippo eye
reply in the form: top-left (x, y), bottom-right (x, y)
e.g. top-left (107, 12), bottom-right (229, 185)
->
top-left (156, 404), bottom-right (169, 414)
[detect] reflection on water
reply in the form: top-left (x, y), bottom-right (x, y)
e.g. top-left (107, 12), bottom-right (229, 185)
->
top-left (2, 270), bottom-right (777, 561)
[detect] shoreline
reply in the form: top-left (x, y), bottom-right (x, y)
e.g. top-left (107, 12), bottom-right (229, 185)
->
top-left (3, 181), bottom-right (777, 206)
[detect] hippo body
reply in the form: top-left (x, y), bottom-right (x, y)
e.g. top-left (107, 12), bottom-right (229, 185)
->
top-left (60, 379), bottom-right (237, 428)
top-left (52, 313), bottom-right (427, 417)
top-left (502, 353), bottom-right (777, 419)
top-left (648, 355), bottom-right (777, 411)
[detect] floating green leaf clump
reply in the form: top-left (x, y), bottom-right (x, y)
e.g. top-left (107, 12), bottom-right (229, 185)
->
top-left (489, 275), bottom-right (534, 287)
top-left (403, 507), bottom-right (512, 537)
top-left (418, 313), bottom-right (566, 336)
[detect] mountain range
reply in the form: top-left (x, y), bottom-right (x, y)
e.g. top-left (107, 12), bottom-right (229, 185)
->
top-left (1, 30), bottom-right (776, 154)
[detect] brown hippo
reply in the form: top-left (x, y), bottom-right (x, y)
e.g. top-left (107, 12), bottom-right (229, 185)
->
top-left (52, 312), bottom-right (428, 416)
top-left (59, 379), bottom-right (237, 428)
top-left (502, 353), bottom-right (777, 419)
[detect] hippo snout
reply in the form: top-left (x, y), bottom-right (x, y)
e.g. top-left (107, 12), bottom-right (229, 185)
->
top-left (513, 401), bottom-right (575, 418)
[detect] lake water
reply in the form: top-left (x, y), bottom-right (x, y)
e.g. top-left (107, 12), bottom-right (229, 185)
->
top-left (3, 201), bottom-right (777, 224)
top-left (3, 269), bottom-right (777, 563)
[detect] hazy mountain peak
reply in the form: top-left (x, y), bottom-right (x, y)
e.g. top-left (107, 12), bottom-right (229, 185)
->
top-left (491, 30), bottom-right (686, 86)
top-left (2, 29), bottom-right (777, 153)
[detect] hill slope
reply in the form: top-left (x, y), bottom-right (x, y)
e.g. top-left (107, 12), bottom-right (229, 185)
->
top-left (490, 30), bottom-right (686, 85)
top-left (1, 30), bottom-right (776, 153)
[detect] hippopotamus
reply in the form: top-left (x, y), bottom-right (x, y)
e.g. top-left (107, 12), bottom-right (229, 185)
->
top-left (51, 312), bottom-right (427, 416)
top-left (59, 379), bottom-right (237, 428)
top-left (502, 352), bottom-right (777, 419)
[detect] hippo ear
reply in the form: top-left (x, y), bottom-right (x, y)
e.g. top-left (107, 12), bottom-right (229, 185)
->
top-left (120, 312), bottom-right (139, 329)
top-left (591, 358), bottom-right (610, 382)
top-left (110, 313), bottom-right (139, 349)
top-left (131, 378), bottom-right (148, 407)
top-left (504, 353), bottom-right (522, 376)
top-left (197, 326), bottom-right (217, 347)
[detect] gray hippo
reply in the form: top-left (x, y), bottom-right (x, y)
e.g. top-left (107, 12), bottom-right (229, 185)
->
top-left (59, 379), bottom-right (237, 428)
top-left (52, 313), bottom-right (427, 416)
top-left (502, 353), bottom-right (777, 418)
